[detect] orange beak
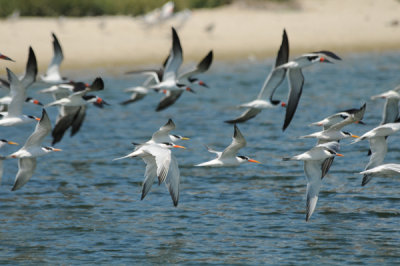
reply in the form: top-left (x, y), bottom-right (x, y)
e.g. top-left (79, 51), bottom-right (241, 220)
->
top-left (53, 148), bottom-right (62, 152)
top-left (351, 134), bottom-right (359, 138)
top-left (319, 57), bottom-right (325, 62)
top-left (173, 145), bottom-right (186, 149)
top-left (281, 102), bottom-right (286, 107)
top-left (336, 153), bottom-right (344, 157)
top-left (7, 141), bottom-right (18, 145)
top-left (248, 159), bottom-right (261, 164)
top-left (96, 98), bottom-right (103, 104)
top-left (35, 117), bottom-right (41, 121)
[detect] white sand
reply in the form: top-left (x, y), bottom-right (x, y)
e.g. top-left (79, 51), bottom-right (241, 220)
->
top-left (1, 0), bottom-right (400, 75)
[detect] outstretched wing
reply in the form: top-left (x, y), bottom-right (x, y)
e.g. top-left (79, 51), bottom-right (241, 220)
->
top-left (221, 125), bottom-right (246, 159)
top-left (11, 158), bottom-right (37, 191)
top-left (24, 109), bottom-right (51, 148)
top-left (282, 68), bottom-right (304, 131)
top-left (164, 154), bottom-right (180, 207)
top-left (224, 108), bottom-right (262, 124)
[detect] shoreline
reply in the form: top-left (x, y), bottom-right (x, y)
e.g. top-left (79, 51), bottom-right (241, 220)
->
top-left (1, 0), bottom-right (400, 76)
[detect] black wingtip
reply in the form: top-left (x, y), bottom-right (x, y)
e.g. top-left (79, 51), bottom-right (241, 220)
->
top-left (197, 50), bottom-right (214, 72)
top-left (361, 175), bottom-right (371, 186)
top-left (233, 124), bottom-right (239, 137)
top-left (90, 77), bottom-right (104, 91)
top-left (361, 102), bottom-right (367, 109)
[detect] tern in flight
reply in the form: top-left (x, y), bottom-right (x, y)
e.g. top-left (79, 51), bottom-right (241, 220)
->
top-left (195, 125), bottom-right (260, 167)
top-left (352, 121), bottom-right (400, 186)
top-left (7, 109), bottom-right (62, 191)
top-left (114, 142), bottom-right (186, 207)
top-left (41, 33), bottom-right (69, 84)
top-left (283, 141), bottom-right (344, 221)
top-left (225, 29), bottom-right (289, 124)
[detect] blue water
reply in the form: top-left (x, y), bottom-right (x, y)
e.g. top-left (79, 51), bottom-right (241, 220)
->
top-left (1, 52), bottom-right (400, 264)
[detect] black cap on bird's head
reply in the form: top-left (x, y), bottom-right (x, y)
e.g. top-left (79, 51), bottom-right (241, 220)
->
top-left (237, 155), bottom-right (261, 164)
top-left (161, 142), bottom-right (186, 149)
top-left (28, 115), bottom-right (41, 121)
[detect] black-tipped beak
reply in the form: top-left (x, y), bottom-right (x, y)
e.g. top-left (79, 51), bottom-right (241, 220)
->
top-left (356, 120), bottom-right (366, 125)
top-left (0, 54), bottom-right (14, 62)
top-left (25, 98), bottom-right (43, 106)
top-left (186, 87), bottom-right (196, 94)
top-left (323, 58), bottom-right (333, 64)
top-left (198, 81), bottom-right (209, 88)
top-left (34, 100), bottom-right (44, 106)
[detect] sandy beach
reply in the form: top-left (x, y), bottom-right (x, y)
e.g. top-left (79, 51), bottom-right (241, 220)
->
top-left (1, 0), bottom-right (400, 75)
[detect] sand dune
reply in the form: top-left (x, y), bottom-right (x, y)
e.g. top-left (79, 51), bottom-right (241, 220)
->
top-left (0, 0), bottom-right (400, 75)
